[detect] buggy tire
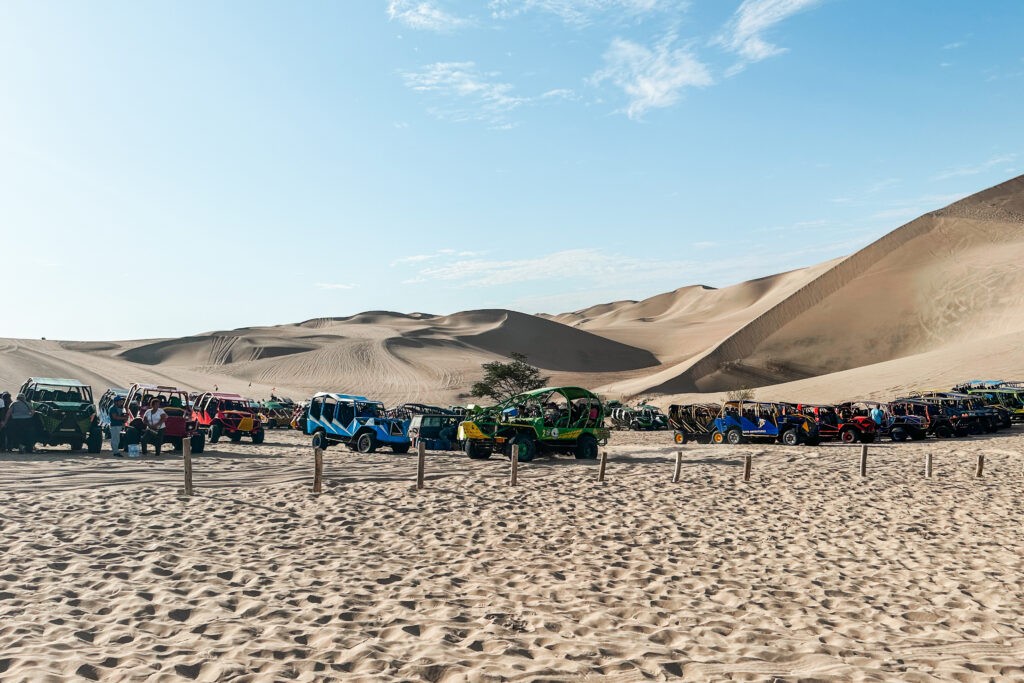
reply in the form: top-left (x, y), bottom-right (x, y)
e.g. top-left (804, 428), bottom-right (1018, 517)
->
top-left (725, 428), bottom-right (744, 445)
top-left (910, 430), bottom-right (927, 441)
top-left (840, 428), bottom-right (858, 444)
top-left (860, 434), bottom-right (876, 444)
top-left (465, 441), bottom-right (490, 460)
top-left (890, 427), bottom-right (908, 442)
top-left (69, 439), bottom-right (84, 452)
top-left (311, 431), bottom-right (327, 450)
top-left (87, 428), bottom-right (103, 454)
top-left (575, 433), bottom-right (598, 460)
top-left (391, 442), bottom-right (411, 454)
top-left (252, 429), bottom-right (265, 445)
top-left (509, 434), bottom-right (536, 462)
top-left (804, 437), bottom-right (821, 446)
top-left (356, 432), bottom-right (377, 454)
top-left (210, 423), bottom-right (222, 443)
top-left (229, 432), bottom-right (242, 443)
top-left (268, 419), bottom-right (278, 430)
top-left (674, 431), bottom-right (686, 445)
top-left (190, 432), bottom-right (205, 454)
top-left (780, 429), bottom-right (799, 446)
top-left (711, 431), bottom-right (725, 445)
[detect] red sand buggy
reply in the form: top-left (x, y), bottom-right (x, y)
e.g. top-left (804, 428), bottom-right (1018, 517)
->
top-left (122, 383), bottom-right (205, 453)
top-left (193, 392), bottom-right (265, 444)
top-left (796, 403), bottom-right (877, 443)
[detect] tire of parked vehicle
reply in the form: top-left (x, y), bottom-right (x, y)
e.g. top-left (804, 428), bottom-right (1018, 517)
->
top-left (252, 429), bottom-right (265, 445)
top-left (860, 433), bottom-right (876, 443)
top-left (575, 433), bottom-right (598, 460)
top-left (210, 422), bottom-right (223, 443)
top-left (725, 428), bottom-right (744, 445)
top-left (711, 431), bottom-right (725, 444)
top-left (465, 441), bottom-right (490, 460)
top-left (191, 432), bottom-right (206, 454)
top-left (268, 419), bottom-right (278, 430)
top-left (935, 424), bottom-right (954, 439)
top-left (356, 432), bottom-right (377, 454)
top-left (391, 442), bottom-right (411, 454)
top-left (890, 427), bottom-right (908, 442)
top-left (840, 428), bottom-right (858, 444)
top-left (910, 430), bottom-right (927, 441)
top-left (674, 431), bottom-right (686, 445)
top-left (229, 432), bottom-right (242, 444)
top-left (69, 439), bottom-right (84, 452)
top-left (311, 431), bottom-right (327, 450)
top-left (87, 427), bottom-right (103, 454)
top-left (509, 434), bottom-right (536, 462)
top-left (780, 429), bottom-right (799, 446)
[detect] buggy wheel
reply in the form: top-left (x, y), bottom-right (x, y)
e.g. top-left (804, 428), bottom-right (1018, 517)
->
top-left (356, 432), bottom-right (377, 454)
top-left (575, 433), bottom-right (598, 460)
top-left (840, 428), bottom-right (858, 444)
top-left (725, 428), bottom-right (744, 445)
top-left (252, 429), bottom-right (265, 445)
top-left (674, 431), bottom-right (686, 445)
top-left (890, 427), bottom-right (908, 442)
top-left (860, 434), bottom-right (876, 444)
top-left (711, 431), bottom-right (725, 445)
top-left (909, 430), bottom-right (927, 441)
top-left (69, 439), bottom-right (84, 452)
top-left (210, 423), bottom-right (222, 443)
top-left (190, 432), bottom-right (205, 454)
top-left (391, 442), bottom-right (411, 454)
top-left (465, 441), bottom-right (490, 460)
top-left (780, 429), bottom-right (799, 446)
top-left (229, 432), bottom-right (242, 443)
top-left (509, 434), bottom-right (536, 462)
top-left (311, 431), bottom-right (327, 450)
top-left (268, 419), bottom-right (277, 430)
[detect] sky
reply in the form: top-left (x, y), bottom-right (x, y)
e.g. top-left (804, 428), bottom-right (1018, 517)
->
top-left (1, 0), bottom-right (1022, 340)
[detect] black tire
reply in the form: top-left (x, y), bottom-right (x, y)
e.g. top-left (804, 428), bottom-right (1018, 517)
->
top-left (804, 437), bottom-right (821, 446)
top-left (69, 439), bottom-right (84, 452)
top-left (167, 436), bottom-right (183, 452)
top-left (780, 429), bottom-right (799, 446)
top-left (311, 431), bottom-right (327, 450)
top-left (840, 428), bottom-right (858, 444)
top-left (891, 427), bottom-right (908, 442)
top-left (575, 433), bottom-right (598, 460)
top-left (509, 434), bottom-right (536, 462)
top-left (860, 433), bottom-right (876, 444)
top-left (229, 432), bottom-right (242, 443)
top-left (910, 430), bottom-right (927, 441)
top-left (251, 429), bottom-right (265, 445)
top-left (725, 428), bottom-right (743, 445)
top-left (391, 442), bottom-right (411, 454)
top-left (190, 432), bottom-right (205, 454)
top-left (87, 428), bottom-right (103, 454)
top-left (268, 419), bottom-right (278, 430)
top-left (210, 423), bottom-right (222, 443)
top-left (674, 431), bottom-right (686, 445)
top-left (465, 441), bottom-right (490, 460)
top-left (356, 432), bottom-right (377, 453)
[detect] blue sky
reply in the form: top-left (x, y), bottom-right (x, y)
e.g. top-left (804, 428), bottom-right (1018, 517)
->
top-left (1, 0), bottom-right (1021, 340)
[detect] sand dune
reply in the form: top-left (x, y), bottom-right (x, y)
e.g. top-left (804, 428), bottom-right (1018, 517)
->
top-left (1, 176), bottom-right (1022, 407)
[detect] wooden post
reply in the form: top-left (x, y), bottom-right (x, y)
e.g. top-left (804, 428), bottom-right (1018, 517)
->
top-left (313, 447), bottom-right (323, 494)
top-left (597, 449), bottom-right (607, 483)
top-left (859, 444), bottom-right (868, 477)
top-left (416, 440), bottom-right (426, 490)
top-left (510, 445), bottom-right (519, 487)
top-left (925, 452), bottom-right (933, 478)
top-left (182, 436), bottom-right (194, 497)
top-left (672, 450), bottom-right (683, 483)
top-left (743, 454), bottom-right (752, 482)
top-left (975, 453), bottom-right (984, 478)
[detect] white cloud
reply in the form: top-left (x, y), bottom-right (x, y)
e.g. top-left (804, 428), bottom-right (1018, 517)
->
top-left (489, 0), bottom-right (681, 26)
top-left (391, 249), bottom-right (486, 267)
top-left (401, 62), bottom-right (529, 126)
top-left (943, 41), bottom-right (965, 50)
top-left (717, 0), bottom-right (823, 68)
top-left (591, 35), bottom-right (712, 119)
top-left (387, 1), bottom-right (467, 32)
top-left (315, 283), bottom-right (357, 290)
top-left (932, 154), bottom-right (1017, 181)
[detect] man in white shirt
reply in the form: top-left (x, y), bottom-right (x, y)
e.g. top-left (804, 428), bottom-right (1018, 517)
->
top-left (141, 398), bottom-right (168, 456)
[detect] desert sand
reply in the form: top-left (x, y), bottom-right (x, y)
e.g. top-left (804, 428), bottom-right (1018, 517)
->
top-left (3, 430), bottom-right (1024, 681)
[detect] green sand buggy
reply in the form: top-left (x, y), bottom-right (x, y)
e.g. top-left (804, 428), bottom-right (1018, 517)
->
top-left (458, 386), bottom-right (610, 462)
top-left (18, 377), bottom-right (103, 453)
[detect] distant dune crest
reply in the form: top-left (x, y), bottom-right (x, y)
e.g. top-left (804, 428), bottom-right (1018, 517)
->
top-left (2, 175), bottom-right (1022, 404)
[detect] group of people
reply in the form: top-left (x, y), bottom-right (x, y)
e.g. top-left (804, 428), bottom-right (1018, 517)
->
top-left (0, 392), bottom-right (36, 453)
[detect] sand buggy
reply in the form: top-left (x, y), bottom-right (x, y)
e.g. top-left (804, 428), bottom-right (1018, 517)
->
top-left (305, 393), bottom-right (411, 454)
top-left (889, 398), bottom-right (963, 438)
top-left (668, 403), bottom-right (721, 444)
top-left (193, 392), bottom-right (265, 444)
top-left (122, 383), bottom-right (205, 453)
top-left (459, 386), bottom-right (609, 462)
top-left (911, 391), bottom-right (1010, 431)
top-left (793, 403), bottom-right (877, 443)
top-left (17, 378), bottom-right (103, 453)
top-left (260, 398), bottom-right (296, 429)
top-left (837, 401), bottom-right (928, 442)
top-left (954, 384), bottom-right (1024, 424)
top-left (710, 400), bottom-right (819, 446)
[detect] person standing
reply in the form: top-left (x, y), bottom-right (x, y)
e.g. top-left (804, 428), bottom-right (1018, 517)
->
top-left (1, 393), bottom-right (36, 453)
top-left (0, 391), bottom-right (8, 451)
top-left (109, 396), bottom-right (126, 456)
top-left (141, 398), bottom-right (167, 456)
top-left (870, 405), bottom-right (885, 427)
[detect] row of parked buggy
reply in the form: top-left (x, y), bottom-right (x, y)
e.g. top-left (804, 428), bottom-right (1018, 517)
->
top-left (668, 382), bottom-right (1024, 446)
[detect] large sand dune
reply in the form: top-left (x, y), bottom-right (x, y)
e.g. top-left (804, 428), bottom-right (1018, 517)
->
top-left (1, 176), bottom-right (1022, 405)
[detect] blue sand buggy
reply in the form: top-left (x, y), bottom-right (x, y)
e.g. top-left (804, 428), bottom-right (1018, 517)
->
top-left (710, 400), bottom-right (820, 446)
top-left (305, 392), bottom-right (411, 454)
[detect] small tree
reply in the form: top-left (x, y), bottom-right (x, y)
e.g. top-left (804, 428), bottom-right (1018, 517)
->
top-left (470, 352), bottom-right (550, 403)
top-left (725, 387), bottom-right (755, 402)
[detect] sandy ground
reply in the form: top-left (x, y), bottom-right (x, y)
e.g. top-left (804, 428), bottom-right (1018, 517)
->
top-left (3, 429), bottom-right (1024, 681)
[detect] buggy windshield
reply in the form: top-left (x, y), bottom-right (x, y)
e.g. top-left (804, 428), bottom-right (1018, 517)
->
top-left (355, 401), bottom-right (385, 418)
top-left (32, 384), bottom-right (94, 403)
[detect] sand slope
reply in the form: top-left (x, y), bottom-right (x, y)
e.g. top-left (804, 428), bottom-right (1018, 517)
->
top-left (1, 176), bottom-right (1022, 405)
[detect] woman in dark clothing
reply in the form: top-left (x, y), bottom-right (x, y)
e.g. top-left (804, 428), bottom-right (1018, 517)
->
top-left (1, 393), bottom-right (36, 453)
